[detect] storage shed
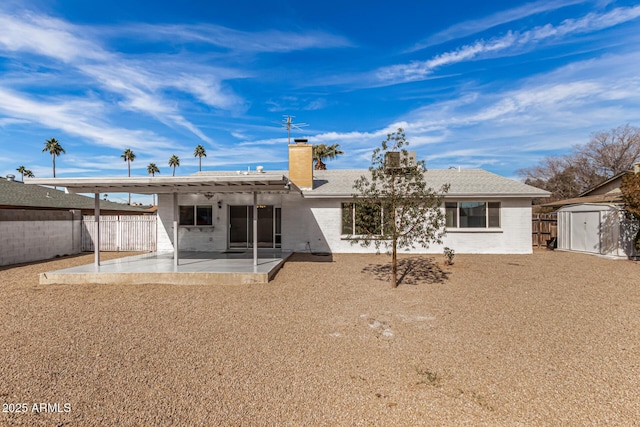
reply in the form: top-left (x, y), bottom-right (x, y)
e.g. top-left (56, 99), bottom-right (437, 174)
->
top-left (557, 203), bottom-right (638, 258)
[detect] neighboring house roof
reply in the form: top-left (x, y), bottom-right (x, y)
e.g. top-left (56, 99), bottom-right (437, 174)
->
top-left (304, 169), bottom-right (550, 198)
top-left (0, 177), bottom-right (149, 213)
top-left (543, 170), bottom-right (631, 208)
top-left (542, 193), bottom-right (624, 208)
top-left (578, 171), bottom-right (629, 197)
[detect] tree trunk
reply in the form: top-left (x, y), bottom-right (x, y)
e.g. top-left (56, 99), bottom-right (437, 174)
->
top-left (391, 237), bottom-right (398, 288)
top-left (315, 159), bottom-right (326, 170)
top-left (199, 157), bottom-right (202, 172)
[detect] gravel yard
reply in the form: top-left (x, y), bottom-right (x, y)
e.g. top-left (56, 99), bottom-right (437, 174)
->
top-left (1, 249), bottom-right (639, 426)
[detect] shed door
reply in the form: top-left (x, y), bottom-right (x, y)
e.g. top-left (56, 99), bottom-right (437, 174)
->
top-left (570, 211), bottom-right (600, 253)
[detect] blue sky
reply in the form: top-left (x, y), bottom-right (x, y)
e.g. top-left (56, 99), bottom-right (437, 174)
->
top-left (1, 0), bottom-right (640, 203)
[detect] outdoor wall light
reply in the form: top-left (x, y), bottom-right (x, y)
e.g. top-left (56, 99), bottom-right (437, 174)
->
top-left (204, 192), bottom-right (214, 200)
top-left (217, 201), bottom-right (222, 209)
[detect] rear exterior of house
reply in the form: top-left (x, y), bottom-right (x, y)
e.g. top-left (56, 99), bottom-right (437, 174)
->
top-left (155, 142), bottom-right (549, 255)
top-left (26, 141), bottom-right (549, 257)
top-left (154, 183), bottom-right (541, 255)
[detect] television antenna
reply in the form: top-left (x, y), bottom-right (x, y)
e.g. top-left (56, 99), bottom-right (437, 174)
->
top-left (281, 115), bottom-right (308, 144)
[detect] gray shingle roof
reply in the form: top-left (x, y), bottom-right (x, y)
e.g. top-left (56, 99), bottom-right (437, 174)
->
top-left (304, 169), bottom-right (550, 198)
top-left (0, 178), bottom-right (149, 212)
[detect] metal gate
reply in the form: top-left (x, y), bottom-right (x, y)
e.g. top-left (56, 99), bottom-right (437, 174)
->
top-left (82, 215), bottom-right (157, 251)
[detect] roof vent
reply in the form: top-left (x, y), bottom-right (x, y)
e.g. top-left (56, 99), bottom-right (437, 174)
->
top-left (634, 162), bottom-right (640, 174)
top-left (6, 174), bottom-right (15, 182)
top-left (256, 165), bottom-right (265, 173)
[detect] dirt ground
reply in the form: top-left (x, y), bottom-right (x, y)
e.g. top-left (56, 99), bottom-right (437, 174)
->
top-left (1, 249), bottom-right (639, 426)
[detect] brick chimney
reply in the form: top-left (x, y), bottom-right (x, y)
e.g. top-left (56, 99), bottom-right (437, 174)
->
top-left (288, 139), bottom-right (313, 190)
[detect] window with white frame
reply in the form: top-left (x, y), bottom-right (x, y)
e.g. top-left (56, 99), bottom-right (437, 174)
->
top-left (179, 205), bottom-right (213, 226)
top-left (445, 202), bottom-right (500, 228)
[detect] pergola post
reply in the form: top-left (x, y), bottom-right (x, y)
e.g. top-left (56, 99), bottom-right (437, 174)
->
top-left (173, 192), bottom-right (179, 268)
top-left (94, 193), bottom-right (100, 267)
top-left (253, 191), bottom-right (258, 267)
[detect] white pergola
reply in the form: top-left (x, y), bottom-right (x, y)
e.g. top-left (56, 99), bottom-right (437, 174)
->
top-left (26, 174), bottom-right (292, 269)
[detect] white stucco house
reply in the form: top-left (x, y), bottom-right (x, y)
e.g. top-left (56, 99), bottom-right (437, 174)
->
top-left (27, 141), bottom-right (550, 261)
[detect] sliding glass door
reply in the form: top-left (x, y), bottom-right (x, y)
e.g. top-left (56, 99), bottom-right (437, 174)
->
top-left (228, 205), bottom-right (281, 248)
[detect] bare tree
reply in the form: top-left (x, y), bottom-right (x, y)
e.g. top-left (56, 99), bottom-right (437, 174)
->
top-left (519, 124), bottom-right (640, 200)
top-left (574, 124), bottom-right (640, 177)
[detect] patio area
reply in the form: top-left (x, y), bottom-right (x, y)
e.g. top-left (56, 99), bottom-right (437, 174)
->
top-left (39, 249), bottom-right (292, 285)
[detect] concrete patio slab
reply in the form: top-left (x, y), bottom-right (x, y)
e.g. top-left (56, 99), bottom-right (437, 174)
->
top-left (39, 250), bottom-right (292, 285)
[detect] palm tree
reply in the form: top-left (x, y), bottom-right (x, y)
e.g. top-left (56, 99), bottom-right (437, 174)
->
top-left (16, 166), bottom-right (35, 181)
top-left (194, 144), bottom-right (207, 172)
top-left (16, 165), bottom-right (27, 181)
top-left (121, 148), bottom-right (136, 176)
top-left (147, 163), bottom-right (160, 176)
top-left (313, 144), bottom-right (344, 170)
top-left (121, 148), bottom-right (136, 204)
top-left (169, 155), bottom-right (180, 176)
top-left (42, 138), bottom-right (65, 178)
top-left (147, 163), bottom-right (160, 205)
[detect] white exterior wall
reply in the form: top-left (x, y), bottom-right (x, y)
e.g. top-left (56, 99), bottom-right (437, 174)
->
top-left (283, 197), bottom-right (534, 254)
top-left (157, 192), bottom-right (286, 252)
top-left (157, 193), bottom-right (174, 251)
top-left (0, 209), bottom-right (82, 266)
top-left (157, 193), bottom-right (534, 254)
top-left (282, 195), bottom-right (337, 253)
top-left (439, 198), bottom-right (533, 254)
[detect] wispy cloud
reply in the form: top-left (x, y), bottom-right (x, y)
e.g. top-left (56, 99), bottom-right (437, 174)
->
top-left (307, 49), bottom-right (640, 172)
top-left (117, 23), bottom-right (353, 53)
top-left (0, 87), bottom-right (176, 152)
top-left (406, 0), bottom-right (589, 52)
top-left (376, 5), bottom-right (640, 85)
top-left (266, 96), bottom-right (330, 112)
top-left (0, 7), bottom-right (352, 148)
top-left (0, 11), bottom-right (108, 62)
top-left (0, 9), bottom-right (246, 143)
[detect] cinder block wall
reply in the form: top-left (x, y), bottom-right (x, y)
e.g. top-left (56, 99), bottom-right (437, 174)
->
top-left (0, 209), bottom-right (82, 266)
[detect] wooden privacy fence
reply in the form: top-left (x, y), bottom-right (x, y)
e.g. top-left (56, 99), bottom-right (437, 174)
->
top-left (532, 213), bottom-right (557, 248)
top-left (82, 215), bottom-right (157, 251)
